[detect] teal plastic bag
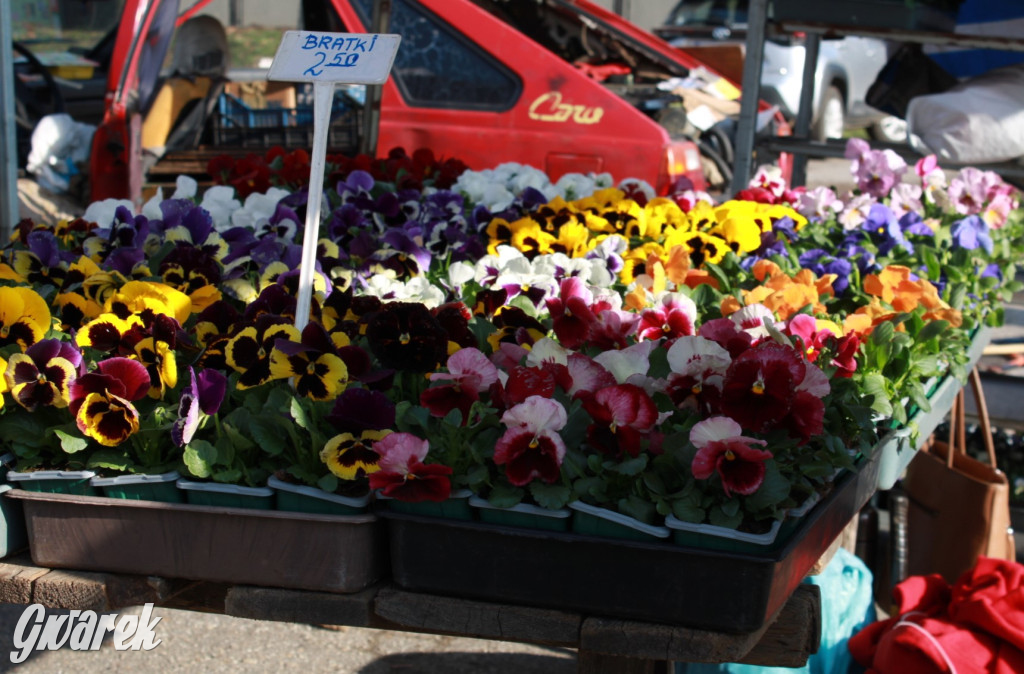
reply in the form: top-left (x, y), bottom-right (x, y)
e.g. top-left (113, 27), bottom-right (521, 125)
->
top-left (676, 547), bottom-right (876, 674)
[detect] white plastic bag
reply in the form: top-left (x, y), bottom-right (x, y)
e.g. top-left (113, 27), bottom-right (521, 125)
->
top-left (907, 64), bottom-right (1024, 164)
top-left (26, 114), bottom-right (97, 194)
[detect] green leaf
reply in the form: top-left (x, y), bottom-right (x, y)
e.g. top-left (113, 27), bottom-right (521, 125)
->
top-left (709, 505), bottom-right (744, 529)
top-left (488, 482), bottom-right (523, 508)
top-left (212, 468), bottom-right (242, 484)
top-left (871, 320), bottom-right (895, 346)
top-left (529, 482), bottom-right (571, 510)
top-left (317, 473), bottom-right (339, 494)
top-left (249, 417), bottom-right (288, 456)
top-left (671, 501), bottom-right (705, 523)
top-left (54, 429), bottom-right (90, 454)
top-left (86, 449), bottom-right (132, 472)
top-left (743, 462), bottom-right (790, 512)
top-left (720, 498), bottom-right (741, 517)
top-left (183, 440), bottom-right (218, 478)
top-left (612, 454), bottom-right (648, 476)
top-left (862, 373), bottom-right (893, 416)
top-left (290, 396), bottom-right (313, 431)
top-left (916, 319), bottom-right (949, 344)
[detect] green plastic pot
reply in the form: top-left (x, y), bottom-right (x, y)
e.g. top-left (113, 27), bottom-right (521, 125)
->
top-left (91, 471), bottom-right (184, 503)
top-left (268, 475), bottom-right (369, 515)
top-left (7, 470), bottom-right (99, 496)
top-left (469, 495), bottom-right (571, 532)
top-left (568, 501), bottom-right (670, 542)
top-left (379, 488), bottom-right (474, 520)
top-left (665, 514), bottom-right (782, 553)
top-left (176, 478), bottom-right (274, 510)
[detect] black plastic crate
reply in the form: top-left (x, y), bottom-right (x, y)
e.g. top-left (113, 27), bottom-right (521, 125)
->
top-left (212, 93), bottom-right (360, 151)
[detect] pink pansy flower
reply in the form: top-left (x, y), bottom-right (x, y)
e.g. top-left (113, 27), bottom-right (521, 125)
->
top-left (698, 318), bottom-right (753, 358)
top-left (795, 186), bottom-right (843, 221)
top-left (587, 306), bottom-right (641, 351)
top-left (690, 416), bottom-right (772, 497)
top-left (369, 432), bottom-right (452, 502)
top-left (838, 193), bottom-right (877, 231)
top-left (888, 183), bottom-right (924, 219)
top-left (749, 166), bottom-right (788, 199)
top-left (731, 304), bottom-right (777, 341)
top-left (421, 347), bottom-right (499, 423)
top-left (637, 291), bottom-right (698, 342)
top-left (854, 147), bottom-right (907, 198)
top-left (665, 335), bottom-right (731, 414)
top-left (546, 277), bottom-right (597, 349)
top-left (593, 340), bottom-right (658, 384)
top-left (564, 353), bottom-right (617, 400)
top-left (582, 383), bottom-right (659, 457)
top-left (494, 396), bottom-right (567, 486)
top-left (785, 314), bottom-right (835, 362)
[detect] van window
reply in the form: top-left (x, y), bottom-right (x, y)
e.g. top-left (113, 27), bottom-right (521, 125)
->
top-left (351, 0), bottom-right (521, 110)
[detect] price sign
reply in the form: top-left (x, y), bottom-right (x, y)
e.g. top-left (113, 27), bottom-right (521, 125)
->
top-left (268, 31), bottom-right (400, 84)
top-left (268, 31), bottom-right (400, 331)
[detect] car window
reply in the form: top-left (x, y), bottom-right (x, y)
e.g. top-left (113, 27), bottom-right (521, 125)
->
top-left (664, 0), bottom-right (749, 27)
top-left (351, 0), bottom-right (521, 111)
top-left (11, 0), bottom-right (127, 55)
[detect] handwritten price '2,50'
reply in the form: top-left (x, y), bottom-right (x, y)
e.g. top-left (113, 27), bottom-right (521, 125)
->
top-left (303, 51), bottom-right (361, 77)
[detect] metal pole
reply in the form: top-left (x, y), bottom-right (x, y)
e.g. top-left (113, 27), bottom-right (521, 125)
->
top-left (728, 0), bottom-right (768, 196)
top-left (359, 0), bottom-right (390, 158)
top-left (1, 0), bottom-right (19, 242)
top-left (790, 33), bottom-right (820, 188)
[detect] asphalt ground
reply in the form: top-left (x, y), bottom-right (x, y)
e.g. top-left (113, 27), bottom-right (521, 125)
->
top-left (1, 158), bottom-right (866, 673)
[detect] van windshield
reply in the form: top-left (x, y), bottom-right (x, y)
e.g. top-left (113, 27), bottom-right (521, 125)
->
top-left (11, 0), bottom-right (128, 54)
top-left (664, 0), bottom-right (749, 28)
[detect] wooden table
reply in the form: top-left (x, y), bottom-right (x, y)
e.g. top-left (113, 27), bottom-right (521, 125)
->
top-left (0, 553), bottom-right (823, 673)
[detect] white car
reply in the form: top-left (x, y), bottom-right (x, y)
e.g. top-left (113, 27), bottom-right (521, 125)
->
top-left (655, 0), bottom-right (908, 143)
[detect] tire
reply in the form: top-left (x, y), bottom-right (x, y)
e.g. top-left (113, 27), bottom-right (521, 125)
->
top-left (869, 116), bottom-right (908, 144)
top-left (811, 86), bottom-right (844, 142)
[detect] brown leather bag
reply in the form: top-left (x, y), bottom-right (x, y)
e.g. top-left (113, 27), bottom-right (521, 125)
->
top-left (904, 368), bottom-right (1016, 584)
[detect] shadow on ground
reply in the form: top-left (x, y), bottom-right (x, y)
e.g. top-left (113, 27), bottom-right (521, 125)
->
top-left (357, 651), bottom-right (576, 674)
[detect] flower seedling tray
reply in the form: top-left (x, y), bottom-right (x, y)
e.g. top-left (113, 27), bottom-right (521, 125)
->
top-left (382, 447), bottom-right (881, 634)
top-left (8, 489), bottom-right (386, 593)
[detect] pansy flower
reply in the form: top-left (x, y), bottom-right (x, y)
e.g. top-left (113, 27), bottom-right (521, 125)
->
top-left (493, 396), bottom-right (568, 486)
top-left (0, 286), bottom-right (51, 351)
top-left (69, 357), bottom-right (151, 447)
top-left (636, 291), bottom-right (698, 342)
top-left (719, 342), bottom-right (805, 434)
top-left (225, 315), bottom-right (301, 389)
top-left (365, 301), bottom-right (449, 372)
top-left (269, 322), bottom-right (350, 401)
top-left (421, 347), bottom-right (499, 423)
top-left (5, 339), bottom-right (83, 411)
top-left (320, 430), bottom-right (388, 481)
top-left (369, 432), bottom-right (452, 502)
top-left (582, 383), bottom-right (658, 457)
top-left (690, 416), bottom-right (772, 497)
top-left (172, 367), bottom-right (228, 446)
top-left (665, 335), bottom-right (731, 413)
top-left (327, 388), bottom-right (396, 435)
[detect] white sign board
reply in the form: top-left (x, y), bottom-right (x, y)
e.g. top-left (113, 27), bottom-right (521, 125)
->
top-left (267, 30), bottom-right (400, 332)
top-left (268, 31), bottom-right (401, 84)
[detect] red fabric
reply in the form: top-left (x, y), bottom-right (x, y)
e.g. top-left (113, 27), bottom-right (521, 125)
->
top-left (849, 557), bottom-right (1024, 673)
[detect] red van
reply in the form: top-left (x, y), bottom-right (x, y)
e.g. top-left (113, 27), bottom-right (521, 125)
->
top-left (77, 0), bottom-right (787, 203)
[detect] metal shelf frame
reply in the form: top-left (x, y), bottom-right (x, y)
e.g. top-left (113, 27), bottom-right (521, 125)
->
top-left (729, 0), bottom-right (1024, 194)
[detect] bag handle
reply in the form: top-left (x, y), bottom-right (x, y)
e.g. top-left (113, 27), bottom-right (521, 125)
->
top-left (945, 367), bottom-right (997, 469)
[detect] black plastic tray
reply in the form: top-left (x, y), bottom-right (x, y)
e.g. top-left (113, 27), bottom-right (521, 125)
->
top-left (382, 449), bottom-right (881, 633)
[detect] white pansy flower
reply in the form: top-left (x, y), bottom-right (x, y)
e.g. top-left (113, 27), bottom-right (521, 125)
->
top-left (82, 198), bottom-right (134, 227)
top-left (231, 187), bottom-right (291, 231)
top-left (200, 186), bottom-right (241, 230)
top-left (171, 175), bottom-right (199, 200)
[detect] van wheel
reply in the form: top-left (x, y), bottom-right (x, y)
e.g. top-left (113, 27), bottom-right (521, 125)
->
top-left (811, 87), bottom-right (844, 141)
top-left (869, 116), bottom-right (908, 144)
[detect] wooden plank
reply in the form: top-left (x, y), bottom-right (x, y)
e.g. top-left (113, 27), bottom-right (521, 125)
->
top-left (31, 570), bottom-right (112, 612)
top-left (373, 587), bottom-right (581, 647)
top-left (0, 556), bottom-right (50, 605)
top-left (578, 584), bottom-right (820, 667)
top-left (739, 583), bottom-right (821, 667)
top-left (225, 584), bottom-right (377, 627)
